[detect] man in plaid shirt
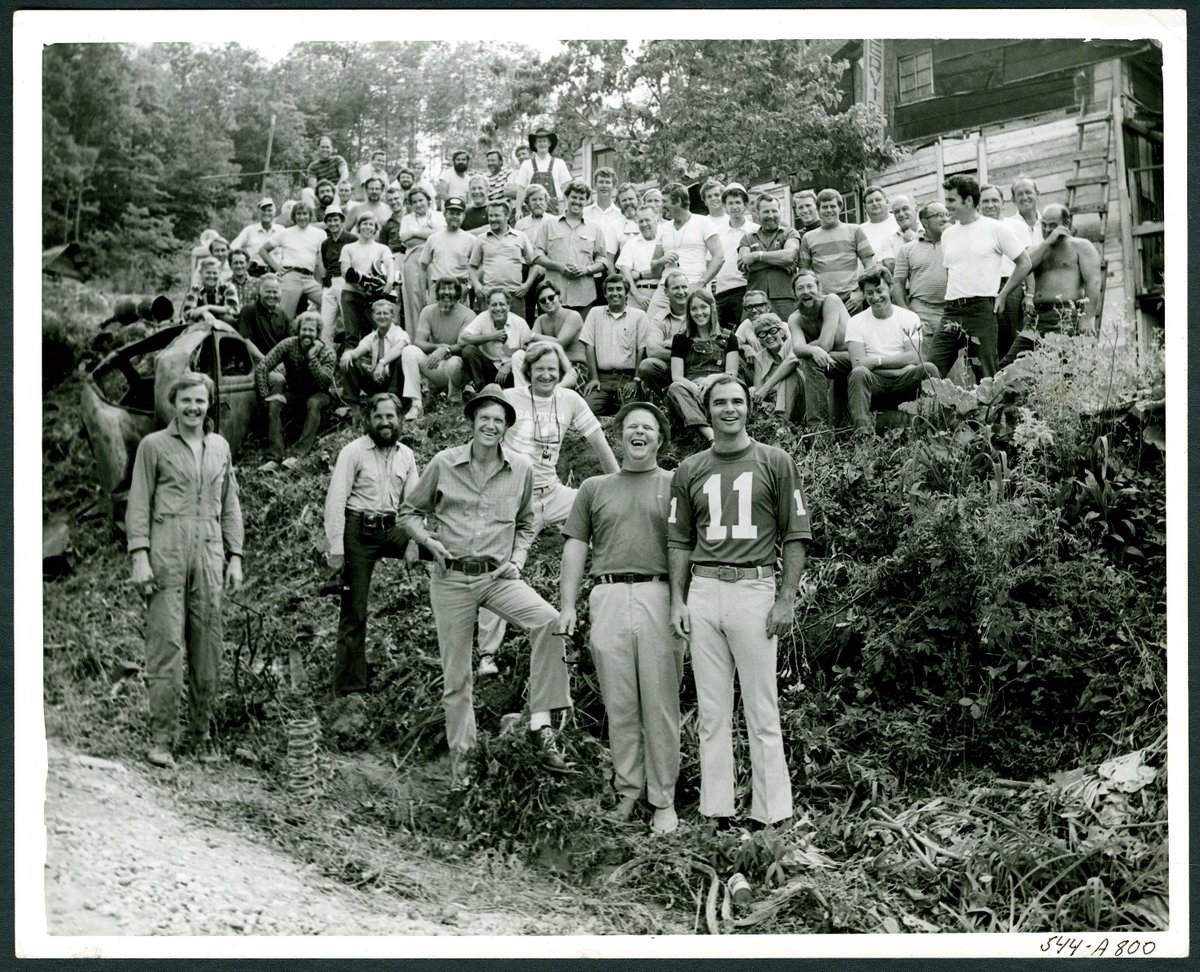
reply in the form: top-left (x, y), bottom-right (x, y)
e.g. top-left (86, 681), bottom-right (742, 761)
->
top-left (182, 258), bottom-right (239, 325)
top-left (253, 312), bottom-right (337, 471)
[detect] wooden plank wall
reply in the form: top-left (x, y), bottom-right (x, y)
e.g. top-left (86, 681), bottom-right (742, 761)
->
top-left (867, 59), bottom-right (1130, 324)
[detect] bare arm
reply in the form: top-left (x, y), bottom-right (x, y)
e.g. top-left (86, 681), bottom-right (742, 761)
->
top-left (1077, 239), bottom-right (1103, 331)
top-left (698, 233), bottom-right (724, 288)
top-left (585, 426), bottom-right (620, 474)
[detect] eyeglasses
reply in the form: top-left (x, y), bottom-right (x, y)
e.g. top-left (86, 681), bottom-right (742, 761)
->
top-left (744, 303), bottom-right (769, 312)
top-left (538, 294), bottom-right (558, 306)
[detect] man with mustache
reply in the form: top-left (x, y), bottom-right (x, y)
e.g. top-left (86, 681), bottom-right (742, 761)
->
top-left (253, 312), bottom-right (336, 471)
top-left (437, 150), bottom-right (474, 211)
top-left (738, 195), bottom-right (800, 320)
top-left (324, 393), bottom-right (419, 698)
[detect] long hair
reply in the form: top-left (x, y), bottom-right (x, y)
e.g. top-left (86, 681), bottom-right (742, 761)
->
top-left (684, 287), bottom-right (720, 338)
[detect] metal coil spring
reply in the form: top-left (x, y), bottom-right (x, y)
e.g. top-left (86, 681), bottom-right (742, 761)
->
top-left (286, 716), bottom-right (321, 801)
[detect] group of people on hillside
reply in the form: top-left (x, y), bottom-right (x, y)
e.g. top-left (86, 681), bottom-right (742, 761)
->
top-left (133, 128), bottom-right (1105, 833)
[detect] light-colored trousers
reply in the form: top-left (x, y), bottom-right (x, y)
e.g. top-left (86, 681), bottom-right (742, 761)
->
top-left (279, 270), bottom-right (323, 320)
top-left (320, 278), bottom-right (345, 345)
top-left (689, 574), bottom-right (793, 825)
top-left (401, 249), bottom-right (426, 341)
top-left (590, 581), bottom-right (685, 808)
top-left (477, 481), bottom-right (577, 657)
top-left (398, 345), bottom-right (465, 407)
top-left (429, 568), bottom-right (569, 755)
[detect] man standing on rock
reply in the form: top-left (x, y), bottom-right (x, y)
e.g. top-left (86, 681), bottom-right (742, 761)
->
top-left (558, 400), bottom-right (684, 834)
top-left (324, 393), bottom-right (420, 699)
top-left (127, 372), bottom-right (243, 768)
top-left (401, 385), bottom-right (573, 787)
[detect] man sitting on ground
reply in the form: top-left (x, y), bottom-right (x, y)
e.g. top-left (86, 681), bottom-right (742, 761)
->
top-left (459, 288), bottom-right (533, 390)
top-left (254, 312), bottom-right (337, 471)
top-left (398, 278), bottom-right (473, 419)
top-left (845, 266), bottom-right (938, 436)
top-left (787, 270), bottom-right (852, 426)
top-left (339, 298), bottom-right (408, 401)
top-left (235, 273), bottom-right (289, 356)
top-left (181, 258), bottom-right (239, 326)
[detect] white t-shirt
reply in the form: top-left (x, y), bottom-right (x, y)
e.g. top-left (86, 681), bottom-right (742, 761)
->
top-left (460, 312), bottom-right (532, 365)
top-left (582, 201), bottom-right (625, 255)
top-left (502, 385), bottom-right (600, 489)
top-left (616, 236), bottom-right (659, 279)
top-left (999, 212), bottom-right (1042, 276)
top-left (941, 217), bottom-right (1025, 300)
top-left (713, 217), bottom-right (760, 294)
top-left (657, 214), bottom-right (719, 284)
top-left (859, 215), bottom-right (901, 265)
top-left (846, 305), bottom-right (924, 357)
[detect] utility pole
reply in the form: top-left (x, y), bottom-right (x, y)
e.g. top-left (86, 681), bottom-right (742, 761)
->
top-left (261, 114), bottom-right (277, 194)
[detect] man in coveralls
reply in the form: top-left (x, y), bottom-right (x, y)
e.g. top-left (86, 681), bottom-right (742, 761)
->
top-left (126, 372), bottom-right (244, 768)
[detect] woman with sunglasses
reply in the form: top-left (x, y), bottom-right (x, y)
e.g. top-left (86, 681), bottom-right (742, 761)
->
top-left (665, 288), bottom-right (740, 443)
top-left (474, 340), bottom-right (619, 678)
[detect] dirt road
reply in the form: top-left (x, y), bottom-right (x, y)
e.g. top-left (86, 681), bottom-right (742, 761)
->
top-left (41, 741), bottom-right (595, 941)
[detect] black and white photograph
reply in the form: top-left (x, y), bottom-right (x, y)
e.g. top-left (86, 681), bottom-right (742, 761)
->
top-left (15, 8), bottom-right (1186, 960)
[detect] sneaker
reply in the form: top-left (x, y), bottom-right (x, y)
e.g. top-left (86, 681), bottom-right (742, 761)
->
top-left (257, 460), bottom-right (281, 472)
top-left (281, 456), bottom-right (300, 470)
top-left (605, 795), bottom-right (638, 824)
top-left (404, 404), bottom-right (424, 422)
top-left (529, 726), bottom-right (569, 772)
top-left (477, 655), bottom-right (499, 677)
top-left (147, 746), bottom-right (176, 769)
top-left (449, 750), bottom-right (474, 791)
top-left (192, 736), bottom-right (223, 764)
top-left (651, 805), bottom-right (679, 834)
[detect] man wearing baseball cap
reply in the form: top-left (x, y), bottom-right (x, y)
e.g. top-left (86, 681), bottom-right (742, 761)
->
top-left (420, 196), bottom-right (476, 306)
top-left (712, 182), bottom-right (760, 330)
top-left (230, 198), bottom-right (281, 278)
top-left (401, 384), bottom-right (573, 787)
top-left (558, 400), bottom-right (685, 833)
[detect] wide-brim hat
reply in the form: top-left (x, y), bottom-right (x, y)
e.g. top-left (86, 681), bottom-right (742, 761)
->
top-left (613, 400), bottom-right (671, 447)
top-left (464, 383), bottom-right (516, 427)
top-left (323, 203), bottom-right (345, 219)
top-left (527, 127), bottom-right (558, 154)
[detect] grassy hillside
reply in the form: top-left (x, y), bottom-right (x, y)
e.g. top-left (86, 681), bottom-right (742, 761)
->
top-left (42, 277), bottom-right (1169, 934)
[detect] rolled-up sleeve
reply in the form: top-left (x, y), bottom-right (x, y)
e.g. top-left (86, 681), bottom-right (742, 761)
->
top-left (509, 464), bottom-right (537, 570)
top-left (220, 452), bottom-right (244, 556)
top-left (399, 454), bottom-right (441, 542)
top-left (125, 437), bottom-right (158, 553)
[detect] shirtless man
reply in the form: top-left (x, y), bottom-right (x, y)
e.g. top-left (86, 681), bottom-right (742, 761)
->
top-left (1000, 203), bottom-right (1102, 367)
top-left (787, 270), bottom-right (852, 427)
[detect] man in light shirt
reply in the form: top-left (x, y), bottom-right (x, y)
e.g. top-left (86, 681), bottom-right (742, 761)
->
top-left (645, 182), bottom-right (723, 322)
top-left (230, 198), bottom-right (280, 277)
top-left (259, 202), bottom-right (326, 318)
top-left (582, 166), bottom-right (625, 258)
top-left (355, 149), bottom-right (390, 202)
top-left (514, 127), bottom-right (573, 217)
top-left (891, 201), bottom-right (949, 339)
top-left (845, 266), bottom-right (938, 436)
top-left (324, 393), bottom-right (419, 697)
top-left (890, 194), bottom-right (920, 244)
top-left (858, 185), bottom-right (902, 274)
top-left (798, 188), bottom-right (875, 313)
top-left (339, 298), bottom-right (408, 401)
top-left (614, 182), bottom-right (643, 250)
top-left (437, 150), bottom-right (474, 210)
top-left (420, 196), bottom-right (475, 304)
top-left (996, 177), bottom-right (1043, 359)
top-left (635, 270), bottom-right (691, 397)
top-left (532, 179), bottom-right (608, 318)
top-left (617, 204), bottom-right (662, 311)
top-left (713, 182), bottom-right (759, 329)
top-left (701, 178), bottom-right (727, 232)
top-left (581, 276), bottom-right (650, 415)
top-left (926, 175), bottom-right (1031, 381)
top-left (459, 288), bottom-right (533, 389)
top-left (469, 200), bottom-right (536, 315)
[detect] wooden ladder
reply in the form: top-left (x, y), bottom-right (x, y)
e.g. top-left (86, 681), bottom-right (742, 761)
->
top-left (1065, 98), bottom-right (1115, 315)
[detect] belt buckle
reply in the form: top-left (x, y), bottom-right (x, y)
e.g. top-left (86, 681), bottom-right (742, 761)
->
top-left (716, 565), bottom-right (740, 583)
top-left (462, 561), bottom-right (486, 576)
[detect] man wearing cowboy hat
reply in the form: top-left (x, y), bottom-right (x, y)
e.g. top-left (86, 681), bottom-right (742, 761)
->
top-left (514, 126), bottom-right (573, 218)
top-left (401, 385), bottom-right (574, 787)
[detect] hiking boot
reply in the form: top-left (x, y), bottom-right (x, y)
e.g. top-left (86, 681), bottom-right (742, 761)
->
top-left (477, 655), bottom-right (499, 677)
top-left (529, 726), bottom-right (569, 772)
top-left (147, 746), bottom-right (176, 769)
top-left (651, 805), bottom-right (679, 834)
top-left (605, 795), bottom-right (638, 824)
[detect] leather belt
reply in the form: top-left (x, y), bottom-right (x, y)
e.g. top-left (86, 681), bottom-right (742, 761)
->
top-left (283, 266), bottom-right (314, 276)
top-left (691, 563), bottom-right (774, 582)
top-left (594, 573), bottom-right (668, 585)
top-left (945, 296), bottom-right (993, 305)
top-left (444, 557), bottom-right (498, 576)
top-left (348, 511), bottom-right (396, 530)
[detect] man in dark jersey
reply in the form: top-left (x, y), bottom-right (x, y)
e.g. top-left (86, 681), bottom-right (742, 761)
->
top-left (667, 375), bottom-right (810, 829)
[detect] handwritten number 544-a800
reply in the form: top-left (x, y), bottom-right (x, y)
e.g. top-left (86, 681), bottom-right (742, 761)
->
top-left (1041, 936), bottom-right (1156, 957)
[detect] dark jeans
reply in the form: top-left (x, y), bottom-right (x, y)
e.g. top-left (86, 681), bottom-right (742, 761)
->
top-left (585, 369), bottom-right (637, 416)
top-left (999, 301), bottom-right (1085, 368)
top-left (715, 286), bottom-right (746, 330)
top-left (768, 296), bottom-right (797, 320)
top-left (342, 360), bottom-right (402, 401)
top-left (995, 277), bottom-right (1024, 360)
top-left (339, 289), bottom-right (377, 347)
top-left (847, 362), bottom-right (939, 433)
top-left (461, 345), bottom-right (514, 389)
top-left (925, 296), bottom-right (999, 381)
top-left (266, 390), bottom-right (331, 461)
top-left (334, 513), bottom-right (411, 695)
top-left (797, 351), bottom-right (853, 427)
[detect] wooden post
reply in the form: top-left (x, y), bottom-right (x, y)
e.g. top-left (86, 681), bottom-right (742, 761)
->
top-left (1109, 59), bottom-right (1140, 349)
top-left (976, 132), bottom-right (989, 186)
top-left (261, 113), bottom-right (277, 194)
top-left (934, 135), bottom-right (945, 189)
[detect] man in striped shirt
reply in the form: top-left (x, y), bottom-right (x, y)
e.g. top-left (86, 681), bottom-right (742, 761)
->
top-left (798, 188), bottom-right (875, 314)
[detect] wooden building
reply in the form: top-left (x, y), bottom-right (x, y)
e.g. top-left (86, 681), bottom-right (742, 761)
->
top-left (833, 38), bottom-right (1164, 342)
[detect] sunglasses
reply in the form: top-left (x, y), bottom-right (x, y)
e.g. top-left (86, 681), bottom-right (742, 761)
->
top-left (537, 293), bottom-right (558, 305)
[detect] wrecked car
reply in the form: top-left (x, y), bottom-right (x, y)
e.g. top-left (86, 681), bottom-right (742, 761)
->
top-left (80, 321), bottom-right (262, 524)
